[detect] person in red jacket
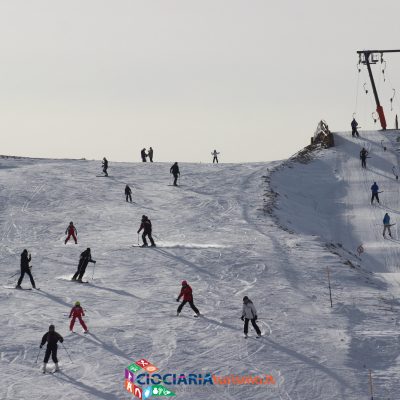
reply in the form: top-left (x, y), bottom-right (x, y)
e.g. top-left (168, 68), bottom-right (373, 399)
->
top-left (176, 280), bottom-right (200, 316)
top-left (69, 301), bottom-right (88, 333)
top-left (65, 221), bottom-right (77, 244)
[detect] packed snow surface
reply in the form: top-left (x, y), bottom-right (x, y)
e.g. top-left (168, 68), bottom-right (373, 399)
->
top-left (1, 130), bottom-right (400, 399)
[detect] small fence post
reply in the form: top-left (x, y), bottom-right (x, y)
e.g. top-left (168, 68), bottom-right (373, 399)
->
top-left (327, 267), bottom-right (333, 308)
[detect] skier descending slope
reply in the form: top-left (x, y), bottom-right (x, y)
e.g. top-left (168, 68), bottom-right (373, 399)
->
top-left (16, 249), bottom-right (36, 289)
top-left (125, 184), bottom-right (132, 203)
top-left (137, 215), bottom-right (156, 247)
top-left (69, 301), bottom-right (88, 333)
top-left (176, 280), bottom-right (200, 317)
top-left (170, 162), bottom-right (180, 186)
top-left (65, 222), bottom-right (78, 244)
top-left (371, 182), bottom-right (380, 205)
top-left (360, 147), bottom-right (368, 169)
top-left (241, 296), bottom-right (262, 338)
top-left (40, 325), bottom-right (63, 373)
top-left (71, 248), bottom-right (96, 282)
top-left (383, 213), bottom-right (393, 238)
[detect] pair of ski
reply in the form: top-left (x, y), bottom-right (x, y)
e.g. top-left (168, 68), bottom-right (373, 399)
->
top-left (4, 286), bottom-right (40, 290)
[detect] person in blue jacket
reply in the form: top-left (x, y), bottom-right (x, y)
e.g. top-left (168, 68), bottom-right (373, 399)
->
top-left (371, 182), bottom-right (380, 204)
top-left (383, 213), bottom-right (392, 238)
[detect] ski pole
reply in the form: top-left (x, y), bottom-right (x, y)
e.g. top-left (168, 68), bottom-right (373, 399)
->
top-left (35, 347), bottom-right (42, 363)
top-left (62, 343), bottom-right (73, 363)
top-left (137, 233), bottom-right (140, 246)
top-left (92, 262), bottom-right (96, 280)
top-left (8, 271), bottom-right (19, 279)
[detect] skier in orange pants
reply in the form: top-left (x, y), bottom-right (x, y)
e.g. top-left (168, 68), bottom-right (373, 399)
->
top-left (69, 301), bottom-right (88, 333)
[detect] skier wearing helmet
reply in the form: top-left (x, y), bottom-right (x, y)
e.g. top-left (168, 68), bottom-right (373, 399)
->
top-left (40, 324), bottom-right (64, 373)
top-left (176, 280), bottom-right (200, 317)
top-left (137, 215), bottom-right (156, 247)
top-left (65, 222), bottom-right (77, 244)
top-left (69, 301), bottom-right (88, 333)
top-left (241, 296), bottom-right (261, 338)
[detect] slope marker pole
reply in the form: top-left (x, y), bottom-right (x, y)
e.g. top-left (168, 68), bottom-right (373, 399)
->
top-left (327, 267), bottom-right (333, 308)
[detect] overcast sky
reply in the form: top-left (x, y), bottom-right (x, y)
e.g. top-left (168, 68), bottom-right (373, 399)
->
top-left (1, 0), bottom-right (400, 163)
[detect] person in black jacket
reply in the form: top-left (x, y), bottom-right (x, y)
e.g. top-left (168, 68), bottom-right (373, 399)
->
top-left (351, 118), bottom-right (359, 137)
top-left (125, 185), bottom-right (132, 203)
top-left (360, 147), bottom-right (368, 169)
top-left (170, 162), bottom-right (180, 186)
top-left (148, 147), bottom-right (154, 162)
top-left (40, 324), bottom-right (64, 373)
top-left (137, 215), bottom-right (156, 247)
top-left (141, 148), bottom-right (147, 162)
top-left (102, 157), bottom-right (108, 176)
top-left (71, 248), bottom-right (96, 282)
top-left (16, 249), bottom-right (36, 289)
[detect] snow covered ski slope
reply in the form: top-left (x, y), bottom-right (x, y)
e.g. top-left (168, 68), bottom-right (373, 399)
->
top-left (1, 131), bottom-right (400, 399)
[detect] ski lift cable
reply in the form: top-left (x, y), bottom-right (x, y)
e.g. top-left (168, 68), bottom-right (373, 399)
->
top-left (354, 63), bottom-right (361, 114)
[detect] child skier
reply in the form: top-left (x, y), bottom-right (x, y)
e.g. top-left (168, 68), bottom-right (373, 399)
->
top-left (176, 280), bottom-right (200, 317)
top-left (40, 324), bottom-right (64, 373)
top-left (16, 249), bottom-right (36, 289)
top-left (383, 213), bottom-right (393, 238)
top-left (69, 301), bottom-right (88, 333)
top-left (65, 221), bottom-right (77, 244)
top-left (241, 296), bottom-right (262, 338)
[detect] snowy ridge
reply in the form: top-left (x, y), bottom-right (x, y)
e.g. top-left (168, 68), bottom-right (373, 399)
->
top-left (0, 136), bottom-right (400, 399)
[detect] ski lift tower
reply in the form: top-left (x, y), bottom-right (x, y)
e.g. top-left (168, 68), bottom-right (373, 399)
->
top-left (357, 49), bottom-right (400, 130)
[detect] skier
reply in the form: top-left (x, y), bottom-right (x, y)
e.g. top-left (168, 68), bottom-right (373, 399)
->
top-left (137, 215), bottom-right (156, 247)
top-left (360, 147), bottom-right (368, 169)
top-left (371, 182), bottom-right (380, 204)
top-left (65, 221), bottom-right (77, 244)
top-left (141, 148), bottom-right (147, 162)
top-left (125, 184), bottom-right (132, 203)
top-left (69, 301), bottom-right (88, 333)
top-left (351, 118), bottom-right (359, 137)
top-left (241, 296), bottom-right (261, 338)
top-left (211, 149), bottom-right (220, 163)
top-left (170, 162), bottom-right (180, 186)
top-left (176, 280), bottom-right (200, 317)
top-left (102, 157), bottom-right (109, 177)
top-left (16, 249), bottom-right (36, 289)
top-left (71, 248), bottom-right (96, 282)
top-left (383, 213), bottom-right (393, 238)
top-left (148, 147), bottom-right (154, 162)
top-left (40, 324), bottom-right (64, 373)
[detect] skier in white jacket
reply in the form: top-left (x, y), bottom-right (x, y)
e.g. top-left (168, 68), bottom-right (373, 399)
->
top-left (241, 296), bottom-right (262, 338)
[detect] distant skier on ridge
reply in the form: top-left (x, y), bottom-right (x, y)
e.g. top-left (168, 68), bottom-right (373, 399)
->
top-left (383, 213), bottom-right (393, 238)
top-left (176, 280), bottom-right (200, 317)
top-left (211, 150), bottom-right (220, 163)
top-left (148, 147), bottom-right (154, 162)
top-left (137, 215), bottom-right (156, 247)
top-left (241, 296), bottom-right (262, 338)
top-left (371, 182), bottom-right (380, 205)
top-left (141, 148), bottom-right (147, 162)
top-left (170, 162), bottom-right (180, 186)
top-left (351, 117), bottom-right (359, 138)
top-left (16, 249), bottom-right (36, 289)
top-left (360, 147), bottom-right (368, 169)
top-left (102, 157), bottom-right (108, 176)
top-left (65, 221), bottom-right (78, 244)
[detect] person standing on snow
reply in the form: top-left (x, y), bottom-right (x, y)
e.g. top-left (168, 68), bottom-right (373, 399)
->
top-left (360, 147), bottom-right (368, 169)
top-left (102, 157), bottom-right (109, 177)
top-left (71, 248), bottom-right (96, 282)
top-left (383, 213), bottom-right (393, 238)
top-left (141, 148), bottom-right (147, 162)
top-left (170, 162), bottom-right (180, 186)
top-left (125, 184), bottom-right (132, 203)
top-left (211, 150), bottom-right (220, 163)
top-left (371, 182), bottom-right (380, 204)
top-left (40, 324), bottom-right (63, 373)
top-left (148, 147), bottom-right (154, 162)
top-left (69, 301), bottom-right (88, 333)
top-left (137, 215), bottom-right (156, 247)
top-left (241, 296), bottom-right (262, 338)
top-left (176, 280), bottom-right (200, 317)
top-left (65, 222), bottom-right (77, 244)
top-left (16, 249), bottom-right (36, 289)
top-left (351, 118), bottom-right (359, 137)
